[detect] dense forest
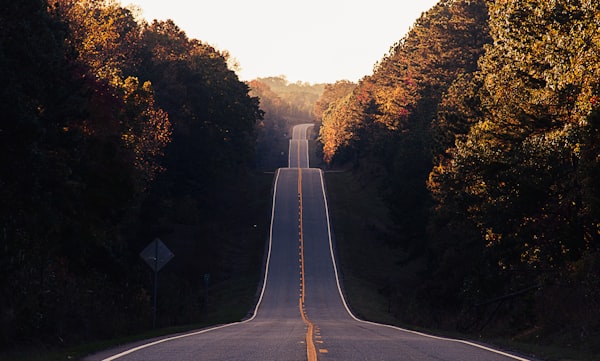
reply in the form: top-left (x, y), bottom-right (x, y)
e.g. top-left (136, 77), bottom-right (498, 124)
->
top-left (4, 0), bottom-right (600, 357)
top-left (317, 0), bottom-right (599, 352)
top-left (1, 0), bottom-right (268, 352)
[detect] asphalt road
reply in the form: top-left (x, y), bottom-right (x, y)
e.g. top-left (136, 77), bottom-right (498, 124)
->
top-left (87, 124), bottom-right (531, 361)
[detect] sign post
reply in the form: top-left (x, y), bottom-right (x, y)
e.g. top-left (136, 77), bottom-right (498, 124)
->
top-left (140, 238), bottom-right (174, 328)
top-left (203, 273), bottom-right (210, 316)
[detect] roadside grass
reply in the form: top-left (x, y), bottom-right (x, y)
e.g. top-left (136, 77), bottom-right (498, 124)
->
top-left (0, 283), bottom-right (260, 361)
top-left (324, 170), bottom-right (409, 326)
top-left (306, 124), bottom-right (324, 169)
top-left (307, 139), bottom-right (324, 169)
top-left (489, 339), bottom-right (599, 361)
top-left (1, 172), bottom-right (274, 361)
top-left (2, 323), bottom-right (217, 361)
top-left (324, 170), bottom-right (598, 361)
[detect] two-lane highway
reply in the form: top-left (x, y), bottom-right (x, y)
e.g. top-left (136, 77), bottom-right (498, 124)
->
top-left (88, 124), bottom-right (531, 361)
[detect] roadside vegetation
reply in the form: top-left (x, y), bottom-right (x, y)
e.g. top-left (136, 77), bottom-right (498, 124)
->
top-left (1, 2), bottom-right (322, 358)
top-left (1, 0), bottom-right (270, 358)
top-left (317, 0), bottom-right (600, 360)
top-left (325, 170), bottom-right (596, 361)
top-left (5, 0), bottom-right (599, 360)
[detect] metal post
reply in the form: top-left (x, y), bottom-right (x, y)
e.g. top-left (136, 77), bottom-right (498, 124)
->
top-left (204, 273), bottom-right (210, 317)
top-left (140, 238), bottom-right (173, 330)
top-left (153, 241), bottom-right (158, 328)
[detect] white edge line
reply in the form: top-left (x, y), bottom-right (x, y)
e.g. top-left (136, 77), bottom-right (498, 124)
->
top-left (306, 140), bottom-right (310, 168)
top-left (316, 169), bottom-right (531, 361)
top-left (304, 125), bottom-right (312, 168)
top-left (252, 167), bottom-right (280, 319)
top-left (101, 169), bottom-right (282, 361)
top-left (298, 124), bottom-right (313, 168)
top-left (287, 139), bottom-right (292, 168)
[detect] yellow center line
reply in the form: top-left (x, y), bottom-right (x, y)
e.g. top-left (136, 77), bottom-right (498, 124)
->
top-left (297, 139), bottom-right (318, 361)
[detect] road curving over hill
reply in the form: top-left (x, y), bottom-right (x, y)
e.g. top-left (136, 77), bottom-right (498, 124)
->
top-left (87, 124), bottom-right (532, 361)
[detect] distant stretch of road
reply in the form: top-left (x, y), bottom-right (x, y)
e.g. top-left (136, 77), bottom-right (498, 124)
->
top-left (87, 124), bottom-right (531, 361)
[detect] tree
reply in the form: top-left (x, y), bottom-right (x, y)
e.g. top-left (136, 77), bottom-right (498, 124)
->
top-left (52, 0), bottom-right (172, 189)
top-left (317, 0), bottom-right (493, 328)
top-left (453, 0), bottom-right (600, 272)
top-left (427, 0), bottom-right (600, 339)
top-left (0, 0), bottom-right (151, 345)
top-left (53, 0), bottom-right (141, 84)
top-left (1, 0), bottom-right (264, 350)
top-left (314, 80), bottom-right (357, 164)
top-left (121, 76), bottom-right (172, 185)
top-left (314, 80), bottom-right (356, 121)
top-left (139, 19), bottom-right (262, 218)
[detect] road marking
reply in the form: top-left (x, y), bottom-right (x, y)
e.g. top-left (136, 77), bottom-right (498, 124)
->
top-left (297, 142), bottom-right (318, 361)
top-left (299, 299), bottom-right (317, 361)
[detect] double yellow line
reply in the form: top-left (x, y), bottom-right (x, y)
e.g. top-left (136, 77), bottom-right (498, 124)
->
top-left (297, 140), bottom-right (318, 361)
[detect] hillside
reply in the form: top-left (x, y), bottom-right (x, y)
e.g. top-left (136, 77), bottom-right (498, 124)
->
top-left (315, 0), bottom-right (600, 358)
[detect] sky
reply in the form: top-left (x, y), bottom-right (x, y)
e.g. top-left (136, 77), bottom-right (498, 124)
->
top-left (126, 0), bottom-right (440, 84)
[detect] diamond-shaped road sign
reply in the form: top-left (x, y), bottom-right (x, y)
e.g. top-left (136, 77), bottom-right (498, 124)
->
top-left (140, 238), bottom-right (174, 272)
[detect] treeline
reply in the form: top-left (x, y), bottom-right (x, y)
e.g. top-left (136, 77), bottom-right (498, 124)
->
top-left (251, 76), bottom-right (324, 120)
top-left (317, 0), bottom-right (599, 351)
top-left (1, 0), bottom-right (263, 350)
top-left (249, 76), bottom-right (324, 169)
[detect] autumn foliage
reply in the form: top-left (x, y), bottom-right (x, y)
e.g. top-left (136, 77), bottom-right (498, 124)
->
top-left (316, 0), bottom-right (600, 352)
top-left (0, 0), bottom-right (262, 349)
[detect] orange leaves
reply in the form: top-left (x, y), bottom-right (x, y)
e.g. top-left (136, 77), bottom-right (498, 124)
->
top-left (314, 80), bottom-right (356, 121)
top-left (122, 77), bottom-right (172, 184)
top-left (313, 81), bottom-right (358, 164)
top-left (317, 1), bottom-right (491, 167)
top-left (372, 82), bottom-right (416, 131)
top-left (50, 0), bottom-right (173, 189)
top-left (319, 93), bottom-right (358, 165)
top-left (430, 0), bottom-right (600, 278)
top-left (54, 0), bottom-right (140, 84)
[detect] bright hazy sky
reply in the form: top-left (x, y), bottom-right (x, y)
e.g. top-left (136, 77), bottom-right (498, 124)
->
top-left (126, 0), bottom-right (440, 84)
